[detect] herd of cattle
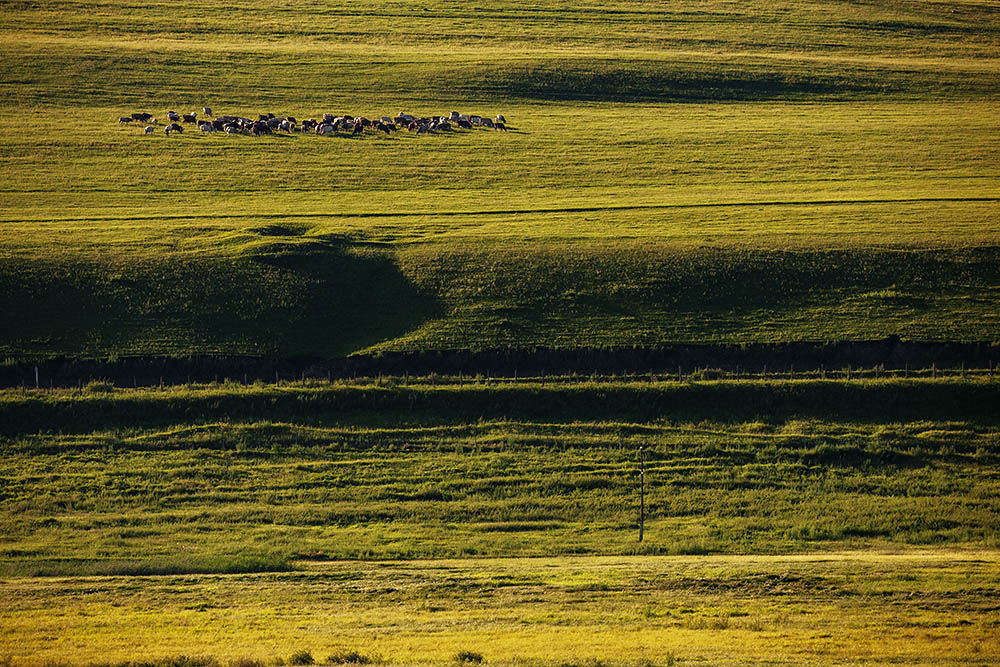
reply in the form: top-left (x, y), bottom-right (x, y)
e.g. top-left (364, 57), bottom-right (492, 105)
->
top-left (117, 108), bottom-right (508, 136)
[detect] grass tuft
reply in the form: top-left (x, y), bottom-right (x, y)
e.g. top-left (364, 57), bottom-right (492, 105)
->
top-left (324, 652), bottom-right (372, 665)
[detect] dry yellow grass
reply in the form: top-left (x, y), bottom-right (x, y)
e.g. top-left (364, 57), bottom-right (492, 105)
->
top-left (3, 551), bottom-right (999, 665)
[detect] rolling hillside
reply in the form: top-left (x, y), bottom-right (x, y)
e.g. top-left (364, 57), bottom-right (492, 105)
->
top-left (1, 0), bottom-right (999, 359)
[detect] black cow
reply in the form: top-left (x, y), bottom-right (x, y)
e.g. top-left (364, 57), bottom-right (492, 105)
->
top-left (250, 121), bottom-right (272, 136)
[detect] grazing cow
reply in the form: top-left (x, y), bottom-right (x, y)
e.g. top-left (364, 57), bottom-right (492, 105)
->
top-left (316, 123), bottom-right (334, 136)
top-left (494, 122), bottom-right (506, 131)
top-left (250, 121), bottom-right (272, 136)
top-left (352, 122), bottom-right (364, 135)
top-left (131, 112), bottom-right (154, 122)
top-left (167, 111), bottom-right (180, 122)
top-left (211, 119), bottom-right (225, 131)
top-left (168, 122), bottom-right (184, 133)
top-left (323, 113), bottom-right (335, 124)
top-left (182, 113), bottom-right (197, 123)
top-left (438, 120), bottom-right (451, 131)
top-left (481, 118), bottom-right (495, 128)
top-left (118, 116), bottom-right (133, 123)
top-left (287, 116), bottom-right (297, 125)
top-left (495, 114), bottom-right (506, 124)
top-left (301, 119), bottom-right (316, 132)
top-left (279, 120), bottom-right (292, 132)
top-left (470, 115), bottom-right (482, 126)
top-left (202, 107), bottom-right (213, 117)
top-left (415, 124), bottom-right (429, 135)
top-left (144, 125), bottom-right (156, 134)
top-left (200, 123), bottom-right (215, 132)
top-left (457, 119), bottom-right (472, 129)
top-left (373, 121), bottom-right (391, 134)
top-left (224, 124), bottom-right (241, 134)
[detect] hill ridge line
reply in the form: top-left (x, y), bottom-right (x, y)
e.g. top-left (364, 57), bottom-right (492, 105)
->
top-left (4, 196), bottom-right (998, 224)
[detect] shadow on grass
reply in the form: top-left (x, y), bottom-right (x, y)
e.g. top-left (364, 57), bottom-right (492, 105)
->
top-left (0, 231), bottom-right (443, 359)
top-left (1, 553), bottom-right (293, 577)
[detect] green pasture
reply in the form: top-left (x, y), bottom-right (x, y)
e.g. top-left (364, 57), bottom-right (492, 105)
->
top-left (2, 0), bottom-right (999, 358)
top-left (2, 378), bottom-right (998, 569)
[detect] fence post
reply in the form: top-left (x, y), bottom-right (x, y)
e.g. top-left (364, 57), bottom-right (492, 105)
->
top-left (638, 446), bottom-right (645, 543)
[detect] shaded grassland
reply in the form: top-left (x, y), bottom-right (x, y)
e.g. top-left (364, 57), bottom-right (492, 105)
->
top-left (2, 0), bottom-right (1000, 357)
top-left (2, 379), bottom-right (998, 569)
top-left (3, 554), bottom-right (1000, 665)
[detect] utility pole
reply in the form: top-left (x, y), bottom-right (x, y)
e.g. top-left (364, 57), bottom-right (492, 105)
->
top-left (639, 446), bottom-right (645, 543)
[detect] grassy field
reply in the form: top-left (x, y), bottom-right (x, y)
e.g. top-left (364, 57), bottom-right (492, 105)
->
top-left (3, 552), bottom-right (1000, 666)
top-left (2, 0), bottom-right (999, 358)
top-left (2, 378), bottom-right (998, 567)
top-left (2, 379), bottom-right (999, 664)
top-left (4, 2), bottom-right (1000, 664)
top-left (1, 378), bottom-right (1000, 664)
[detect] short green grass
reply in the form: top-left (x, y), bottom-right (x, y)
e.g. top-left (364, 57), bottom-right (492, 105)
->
top-left (1, 0), bottom-right (999, 358)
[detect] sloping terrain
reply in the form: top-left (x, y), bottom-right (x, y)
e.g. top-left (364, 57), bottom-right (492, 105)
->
top-left (1, 0), bottom-right (999, 358)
